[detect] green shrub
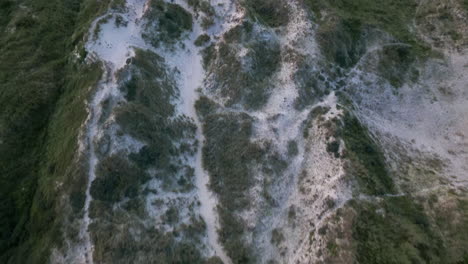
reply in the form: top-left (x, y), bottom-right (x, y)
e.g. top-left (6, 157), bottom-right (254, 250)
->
top-left (326, 140), bottom-right (340, 158)
top-left (163, 207), bottom-right (180, 224)
top-left (195, 33), bottom-right (211, 46)
top-left (271, 228), bottom-right (285, 246)
top-left (202, 112), bottom-right (262, 209)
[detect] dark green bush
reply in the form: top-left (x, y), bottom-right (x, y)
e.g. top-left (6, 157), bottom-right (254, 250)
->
top-left (91, 155), bottom-right (149, 203)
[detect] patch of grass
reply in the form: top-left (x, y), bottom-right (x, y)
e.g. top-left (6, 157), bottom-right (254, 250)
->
top-left (463, 0), bottom-right (468, 11)
top-left (194, 96), bottom-right (220, 119)
top-left (143, 2), bottom-right (193, 48)
top-left (201, 44), bottom-right (216, 69)
top-left (430, 195), bottom-right (468, 263)
top-left (118, 49), bottom-right (177, 117)
top-left (218, 207), bottom-right (255, 263)
top-left (206, 256), bottom-right (224, 264)
top-left (163, 206), bottom-right (180, 224)
top-left (351, 196), bottom-right (444, 263)
top-left (0, 0), bottom-right (111, 262)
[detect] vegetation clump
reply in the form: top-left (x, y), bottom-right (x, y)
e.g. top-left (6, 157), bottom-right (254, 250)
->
top-left (143, 2), bottom-right (193, 48)
top-left (194, 33), bottom-right (211, 46)
top-left (91, 154), bottom-right (149, 203)
top-left (326, 140), bottom-right (340, 158)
